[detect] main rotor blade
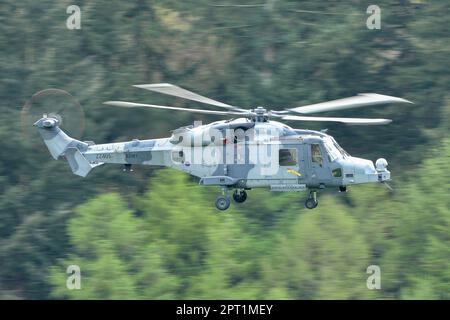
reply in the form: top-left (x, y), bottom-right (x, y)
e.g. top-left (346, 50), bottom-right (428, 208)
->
top-left (282, 115), bottom-right (392, 125)
top-left (133, 83), bottom-right (240, 110)
top-left (288, 93), bottom-right (412, 114)
top-left (103, 101), bottom-right (248, 116)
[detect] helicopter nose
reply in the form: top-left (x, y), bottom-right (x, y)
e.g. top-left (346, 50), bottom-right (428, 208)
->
top-left (353, 157), bottom-right (377, 175)
top-left (342, 156), bottom-right (391, 184)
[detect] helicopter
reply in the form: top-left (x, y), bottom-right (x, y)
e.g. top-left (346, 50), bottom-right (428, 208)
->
top-left (33, 83), bottom-right (412, 210)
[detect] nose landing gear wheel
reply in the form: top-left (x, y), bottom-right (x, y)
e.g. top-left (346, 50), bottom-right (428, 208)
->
top-left (305, 190), bottom-right (318, 209)
top-left (215, 196), bottom-right (231, 211)
top-left (305, 198), bottom-right (318, 209)
top-left (232, 190), bottom-right (247, 203)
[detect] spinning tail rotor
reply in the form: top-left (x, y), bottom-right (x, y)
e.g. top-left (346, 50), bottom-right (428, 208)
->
top-left (21, 89), bottom-right (85, 149)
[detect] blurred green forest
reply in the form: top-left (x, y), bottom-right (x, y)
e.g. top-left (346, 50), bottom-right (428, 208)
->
top-left (0, 0), bottom-right (449, 299)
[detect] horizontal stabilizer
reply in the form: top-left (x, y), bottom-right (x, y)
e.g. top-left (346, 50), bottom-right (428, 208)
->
top-left (65, 147), bottom-right (103, 177)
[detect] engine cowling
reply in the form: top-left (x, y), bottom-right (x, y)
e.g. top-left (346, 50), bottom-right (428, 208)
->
top-left (169, 121), bottom-right (255, 147)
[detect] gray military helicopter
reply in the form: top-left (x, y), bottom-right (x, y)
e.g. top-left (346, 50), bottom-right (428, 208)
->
top-left (34, 84), bottom-right (412, 210)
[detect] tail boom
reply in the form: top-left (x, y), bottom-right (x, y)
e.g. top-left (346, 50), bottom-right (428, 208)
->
top-left (34, 117), bottom-right (102, 177)
top-left (35, 117), bottom-right (168, 177)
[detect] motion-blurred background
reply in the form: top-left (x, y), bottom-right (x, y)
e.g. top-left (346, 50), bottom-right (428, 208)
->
top-left (0, 0), bottom-right (448, 299)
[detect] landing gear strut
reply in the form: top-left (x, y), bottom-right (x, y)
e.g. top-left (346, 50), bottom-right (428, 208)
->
top-left (232, 189), bottom-right (247, 203)
top-left (305, 190), bottom-right (318, 209)
top-left (215, 187), bottom-right (231, 211)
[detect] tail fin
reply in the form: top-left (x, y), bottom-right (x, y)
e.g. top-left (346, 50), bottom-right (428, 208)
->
top-left (34, 117), bottom-right (101, 177)
top-left (64, 147), bottom-right (102, 177)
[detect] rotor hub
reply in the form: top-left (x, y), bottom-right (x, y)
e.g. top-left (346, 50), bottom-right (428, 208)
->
top-left (251, 106), bottom-right (269, 122)
top-left (254, 106), bottom-right (267, 114)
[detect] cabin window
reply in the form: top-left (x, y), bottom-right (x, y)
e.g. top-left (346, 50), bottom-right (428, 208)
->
top-left (279, 149), bottom-right (298, 166)
top-left (311, 144), bottom-right (323, 165)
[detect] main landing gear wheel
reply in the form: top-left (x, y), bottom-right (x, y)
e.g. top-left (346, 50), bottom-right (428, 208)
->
top-left (305, 191), bottom-right (318, 209)
top-left (215, 196), bottom-right (231, 211)
top-left (232, 190), bottom-right (247, 203)
top-left (305, 198), bottom-right (318, 209)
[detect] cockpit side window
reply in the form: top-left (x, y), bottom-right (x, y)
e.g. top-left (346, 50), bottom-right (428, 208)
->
top-left (311, 144), bottom-right (323, 165)
top-left (324, 138), bottom-right (341, 161)
top-left (331, 137), bottom-right (350, 157)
